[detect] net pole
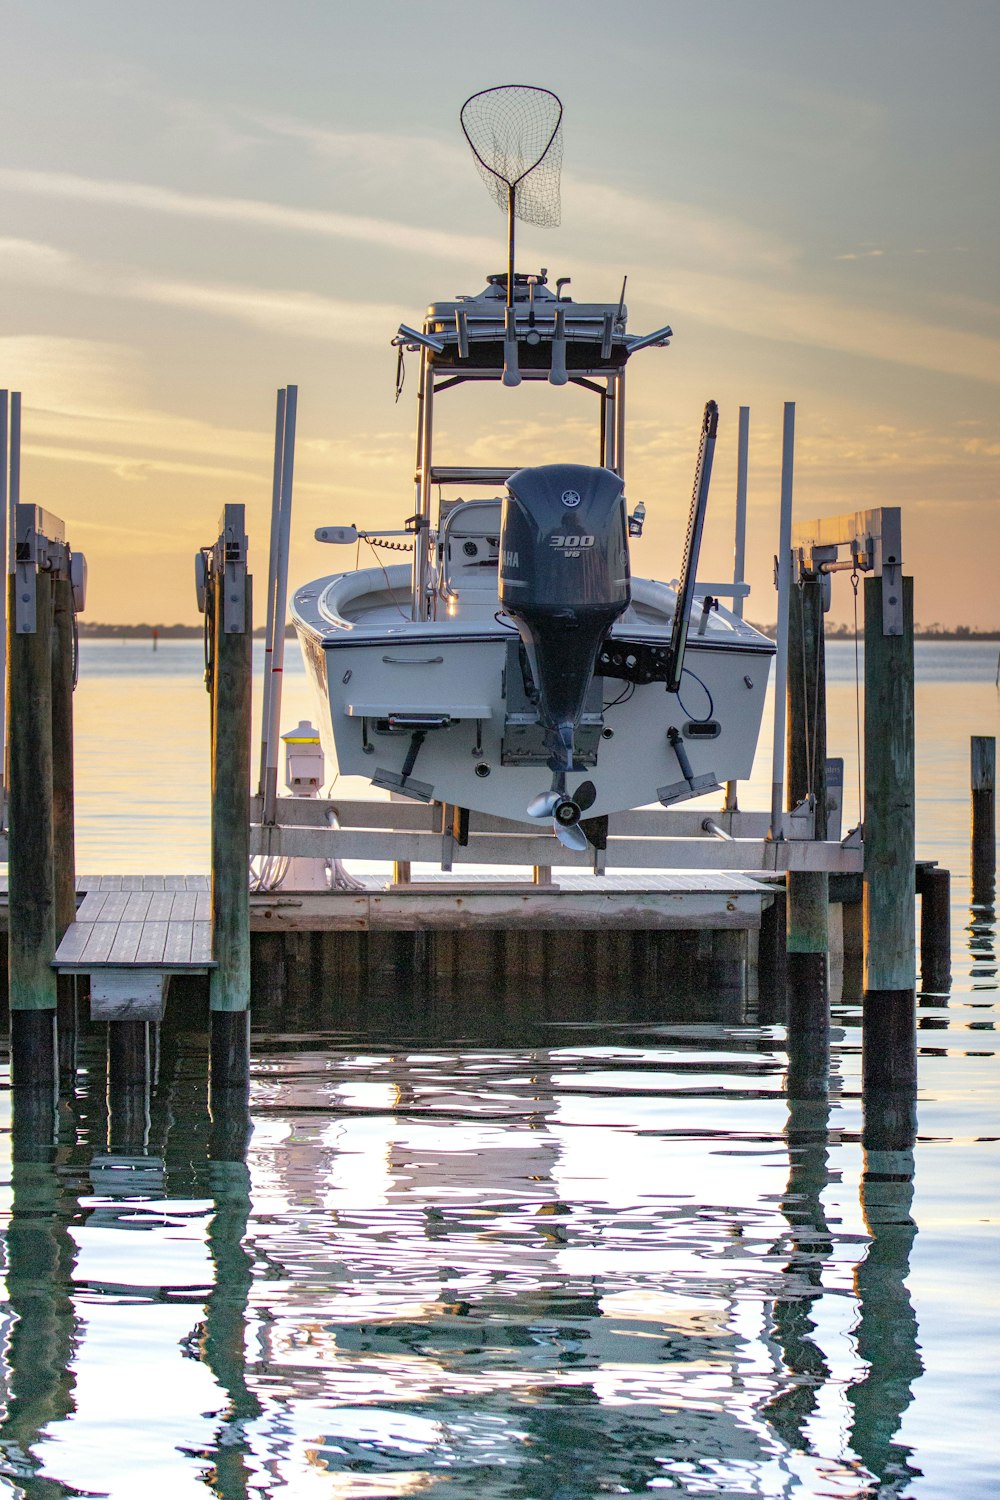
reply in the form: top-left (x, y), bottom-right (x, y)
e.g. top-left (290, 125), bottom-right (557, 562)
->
top-left (506, 184), bottom-right (516, 310)
top-left (503, 184), bottom-right (521, 386)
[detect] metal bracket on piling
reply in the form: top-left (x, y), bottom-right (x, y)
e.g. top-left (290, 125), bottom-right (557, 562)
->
top-left (217, 505), bottom-right (249, 635)
top-left (13, 504), bottom-right (70, 634)
top-left (792, 506), bottom-right (903, 636)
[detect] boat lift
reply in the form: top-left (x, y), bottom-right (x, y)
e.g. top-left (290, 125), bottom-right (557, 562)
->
top-left (251, 390), bottom-right (913, 883)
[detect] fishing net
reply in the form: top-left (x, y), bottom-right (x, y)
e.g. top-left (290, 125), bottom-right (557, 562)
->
top-left (460, 85), bottom-right (563, 227)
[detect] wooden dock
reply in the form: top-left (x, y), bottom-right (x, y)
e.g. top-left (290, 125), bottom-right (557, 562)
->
top-left (1, 869), bottom-right (777, 937)
top-left (0, 471), bottom-right (951, 1125)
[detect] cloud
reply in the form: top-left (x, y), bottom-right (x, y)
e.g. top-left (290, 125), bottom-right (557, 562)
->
top-left (0, 236), bottom-right (98, 290)
top-left (246, 111), bottom-right (466, 177)
top-left (135, 275), bottom-right (399, 344)
top-left (4, 169), bottom-right (1000, 393)
top-left (648, 265), bottom-right (1000, 387)
top-left (0, 167), bottom-right (496, 265)
top-left (0, 333), bottom-right (142, 413)
top-left (560, 178), bottom-right (797, 275)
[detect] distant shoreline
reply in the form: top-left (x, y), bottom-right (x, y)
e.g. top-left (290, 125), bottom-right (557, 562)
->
top-left (77, 622), bottom-right (1000, 643)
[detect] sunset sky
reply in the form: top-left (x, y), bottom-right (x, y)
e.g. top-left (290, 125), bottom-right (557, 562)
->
top-left (2, 0), bottom-right (998, 627)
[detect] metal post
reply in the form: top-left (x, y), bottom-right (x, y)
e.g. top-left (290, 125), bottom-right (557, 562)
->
top-left (258, 388), bottom-right (287, 798)
top-left (971, 735), bottom-right (996, 904)
top-left (732, 406), bottom-right (749, 621)
top-left (210, 505), bottom-right (253, 1093)
top-left (262, 387), bottom-right (297, 824)
top-left (7, 561), bottom-right (58, 1091)
top-left (9, 391), bottom-right (20, 567)
top-left (724, 405), bottom-right (750, 812)
top-left (51, 575), bottom-right (79, 1083)
top-left (769, 403), bottom-right (795, 840)
top-left (413, 353), bottom-right (434, 621)
top-left (863, 574), bottom-right (916, 1092)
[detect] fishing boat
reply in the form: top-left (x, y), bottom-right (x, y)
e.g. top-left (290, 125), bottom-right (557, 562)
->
top-left (292, 86), bottom-right (775, 851)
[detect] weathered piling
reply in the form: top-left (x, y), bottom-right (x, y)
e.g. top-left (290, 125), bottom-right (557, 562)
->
top-left (107, 1018), bottom-right (152, 1090)
top-left (208, 504), bottom-right (253, 1094)
top-left (916, 864), bottom-right (951, 991)
top-left (971, 735), bottom-right (996, 904)
top-left (7, 551), bottom-right (58, 1091)
top-left (51, 574), bottom-right (79, 1080)
top-left (785, 570), bottom-right (829, 1095)
top-left (863, 573), bottom-right (916, 1092)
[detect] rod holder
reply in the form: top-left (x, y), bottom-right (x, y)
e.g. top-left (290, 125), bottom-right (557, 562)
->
top-left (502, 308), bottom-right (521, 388)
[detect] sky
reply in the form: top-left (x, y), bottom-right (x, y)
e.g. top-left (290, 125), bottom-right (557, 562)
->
top-left (1, 0), bottom-right (998, 628)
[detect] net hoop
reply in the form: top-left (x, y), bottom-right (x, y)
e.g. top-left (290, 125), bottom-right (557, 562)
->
top-left (460, 84), bottom-right (564, 228)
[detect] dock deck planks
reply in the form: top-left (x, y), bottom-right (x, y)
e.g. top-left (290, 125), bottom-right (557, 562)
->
top-left (1, 869), bottom-right (779, 946)
top-left (50, 885), bottom-right (216, 973)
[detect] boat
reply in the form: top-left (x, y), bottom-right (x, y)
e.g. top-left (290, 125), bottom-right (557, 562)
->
top-left (292, 86), bottom-right (775, 851)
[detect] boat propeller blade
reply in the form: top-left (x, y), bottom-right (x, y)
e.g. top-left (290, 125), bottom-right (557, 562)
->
top-left (527, 789), bottom-right (562, 819)
top-left (528, 774), bottom-right (598, 852)
top-left (574, 780), bottom-right (597, 813)
top-left (553, 817), bottom-right (590, 852)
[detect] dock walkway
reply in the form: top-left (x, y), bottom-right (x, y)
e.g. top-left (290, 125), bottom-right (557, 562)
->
top-left (1, 869), bottom-right (777, 939)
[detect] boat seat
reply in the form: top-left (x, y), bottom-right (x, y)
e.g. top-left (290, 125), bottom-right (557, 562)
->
top-left (439, 499), bottom-right (502, 603)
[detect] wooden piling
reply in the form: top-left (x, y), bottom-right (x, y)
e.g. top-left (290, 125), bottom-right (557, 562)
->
top-left (785, 572), bottom-right (829, 1093)
top-left (971, 735), bottom-right (996, 903)
top-left (51, 575), bottom-right (78, 1081)
top-left (209, 505), bottom-right (253, 1094)
top-left (107, 1018), bottom-right (151, 1090)
top-left (863, 575), bottom-right (916, 1091)
top-left (916, 865), bottom-right (951, 991)
top-left (7, 566), bottom-right (58, 1090)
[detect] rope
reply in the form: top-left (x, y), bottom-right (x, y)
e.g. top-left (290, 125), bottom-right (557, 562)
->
top-left (364, 537), bottom-right (410, 620)
top-left (203, 555), bottom-right (216, 699)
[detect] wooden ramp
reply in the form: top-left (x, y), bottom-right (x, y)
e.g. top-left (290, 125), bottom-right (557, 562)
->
top-left (50, 877), bottom-right (214, 1022)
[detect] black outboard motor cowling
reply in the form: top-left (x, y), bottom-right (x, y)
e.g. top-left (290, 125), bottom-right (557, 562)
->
top-left (500, 463), bottom-right (630, 771)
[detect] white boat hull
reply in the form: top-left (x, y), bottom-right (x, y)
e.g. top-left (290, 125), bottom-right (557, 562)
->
top-left (294, 566), bottom-right (773, 824)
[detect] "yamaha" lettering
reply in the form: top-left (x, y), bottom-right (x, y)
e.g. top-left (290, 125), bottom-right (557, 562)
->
top-left (502, 549), bottom-right (519, 568)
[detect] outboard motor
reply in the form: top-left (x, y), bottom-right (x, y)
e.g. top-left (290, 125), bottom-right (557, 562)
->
top-left (500, 463), bottom-right (630, 846)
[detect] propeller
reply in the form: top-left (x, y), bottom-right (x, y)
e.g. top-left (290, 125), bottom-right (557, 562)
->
top-left (527, 775), bottom-right (597, 849)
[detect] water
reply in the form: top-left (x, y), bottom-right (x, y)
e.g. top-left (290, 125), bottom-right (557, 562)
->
top-left (1, 640), bottom-right (997, 1497)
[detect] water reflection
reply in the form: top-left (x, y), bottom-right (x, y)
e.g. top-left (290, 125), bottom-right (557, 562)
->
top-left (0, 1124), bottom-right (81, 1493)
top-left (0, 978), bottom-right (951, 1497)
top-left (850, 1097), bottom-right (923, 1497)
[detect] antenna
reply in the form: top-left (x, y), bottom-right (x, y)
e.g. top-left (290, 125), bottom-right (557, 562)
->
top-left (460, 85), bottom-right (564, 387)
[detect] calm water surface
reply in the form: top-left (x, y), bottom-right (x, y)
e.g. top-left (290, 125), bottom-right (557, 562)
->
top-left (0, 640), bottom-right (997, 1497)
